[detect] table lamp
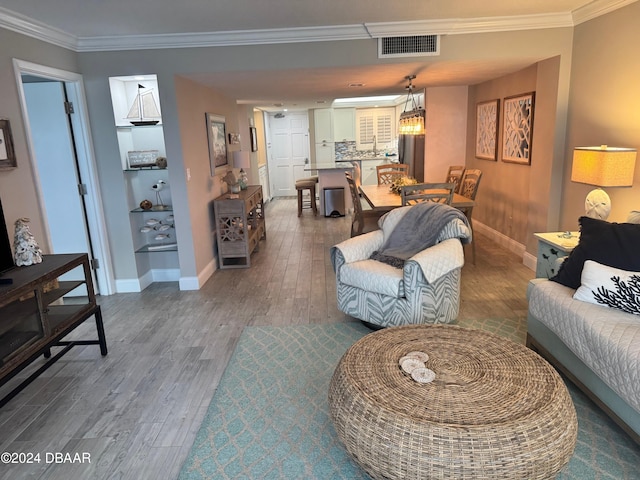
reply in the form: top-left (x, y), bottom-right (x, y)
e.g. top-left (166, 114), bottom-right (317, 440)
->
top-left (233, 151), bottom-right (251, 190)
top-left (570, 145), bottom-right (636, 220)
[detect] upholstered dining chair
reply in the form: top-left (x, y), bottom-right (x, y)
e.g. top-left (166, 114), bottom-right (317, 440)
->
top-left (457, 168), bottom-right (482, 264)
top-left (376, 163), bottom-right (409, 185)
top-left (445, 165), bottom-right (466, 193)
top-left (401, 182), bottom-right (455, 206)
top-left (345, 172), bottom-right (392, 237)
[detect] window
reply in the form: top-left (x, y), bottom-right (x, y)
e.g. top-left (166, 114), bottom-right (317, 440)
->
top-left (356, 108), bottom-right (395, 150)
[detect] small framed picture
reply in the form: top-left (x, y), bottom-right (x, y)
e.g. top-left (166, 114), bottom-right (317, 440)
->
top-left (228, 132), bottom-right (240, 145)
top-left (0, 119), bottom-right (17, 169)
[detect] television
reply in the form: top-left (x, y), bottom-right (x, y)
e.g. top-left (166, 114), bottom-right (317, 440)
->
top-left (0, 196), bottom-right (15, 276)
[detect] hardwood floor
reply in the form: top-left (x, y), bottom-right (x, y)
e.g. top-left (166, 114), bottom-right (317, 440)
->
top-left (0, 197), bottom-right (534, 480)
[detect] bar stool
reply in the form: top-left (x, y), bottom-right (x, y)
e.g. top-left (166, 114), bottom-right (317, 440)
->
top-left (295, 176), bottom-right (318, 217)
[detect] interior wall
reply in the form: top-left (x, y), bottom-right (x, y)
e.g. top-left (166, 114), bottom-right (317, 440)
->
top-left (424, 86), bottom-right (468, 181)
top-left (560, 1), bottom-right (640, 227)
top-left (174, 75), bottom-right (241, 282)
top-left (467, 65), bottom-right (538, 245)
top-left (466, 54), bottom-right (568, 253)
top-left (0, 29), bottom-right (79, 251)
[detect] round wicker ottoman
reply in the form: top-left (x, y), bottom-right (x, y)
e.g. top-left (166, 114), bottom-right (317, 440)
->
top-left (328, 325), bottom-right (577, 479)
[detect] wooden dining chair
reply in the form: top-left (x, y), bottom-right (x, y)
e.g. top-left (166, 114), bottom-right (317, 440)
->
top-left (376, 163), bottom-right (409, 185)
top-left (345, 172), bottom-right (390, 237)
top-left (457, 169), bottom-right (482, 264)
top-left (445, 165), bottom-right (466, 193)
top-left (401, 182), bottom-right (455, 206)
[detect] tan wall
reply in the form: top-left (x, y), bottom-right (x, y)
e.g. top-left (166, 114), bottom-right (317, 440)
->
top-left (425, 86), bottom-right (468, 181)
top-left (466, 54), bottom-right (570, 254)
top-left (174, 76), bottom-right (241, 276)
top-left (561, 2), bottom-right (640, 226)
top-left (467, 65), bottom-right (538, 245)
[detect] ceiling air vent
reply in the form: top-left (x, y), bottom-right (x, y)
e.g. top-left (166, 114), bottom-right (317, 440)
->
top-left (378, 35), bottom-right (440, 58)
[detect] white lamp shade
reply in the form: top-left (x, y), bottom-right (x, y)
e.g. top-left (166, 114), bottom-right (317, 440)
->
top-left (233, 151), bottom-right (251, 170)
top-left (571, 146), bottom-right (636, 187)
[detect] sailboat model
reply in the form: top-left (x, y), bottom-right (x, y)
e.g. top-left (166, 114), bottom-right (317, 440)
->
top-left (127, 84), bottom-right (161, 126)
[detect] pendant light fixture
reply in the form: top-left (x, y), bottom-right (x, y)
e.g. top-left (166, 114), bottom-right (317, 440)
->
top-left (398, 75), bottom-right (425, 135)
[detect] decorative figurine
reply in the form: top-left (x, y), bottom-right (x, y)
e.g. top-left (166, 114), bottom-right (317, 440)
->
top-left (152, 180), bottom-right (167, 209)
top-left (222, 171), bottom-right (241, 193)
top-left (156, 156), bottom-right (168, 169)
top-left (13, 217), bottom-right (43, 266)
top-left (140, 199), bottom-right (153, 210)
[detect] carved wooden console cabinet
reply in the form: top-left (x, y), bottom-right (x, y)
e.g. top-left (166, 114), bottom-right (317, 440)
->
top-left (213, 185), bottom-right (266, 269)
top-left (0, 253), bottom-right (107, 407)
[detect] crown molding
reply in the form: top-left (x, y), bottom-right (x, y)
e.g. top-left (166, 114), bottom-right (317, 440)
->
top-left (0, 0), bottom-right (636, 52)
top-left (75, 25), bottom-right (369, 52)
top-left (572, 0), bottom-right (638, 24)
top-left (364, 12), bottom-right (574, 38)
top-left (0, 7), bottom-right (76, 50)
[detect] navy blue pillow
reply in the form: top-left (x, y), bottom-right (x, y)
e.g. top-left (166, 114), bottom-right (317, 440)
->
top-left (550, 216), bottom-right (640, 289)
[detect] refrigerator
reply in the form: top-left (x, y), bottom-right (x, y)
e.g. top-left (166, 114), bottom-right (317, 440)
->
top-left (398, 133), bottom-right (425, 182)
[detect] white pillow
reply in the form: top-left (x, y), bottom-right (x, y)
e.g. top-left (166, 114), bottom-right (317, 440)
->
top-left (573, 260), bottom-right (640, 315)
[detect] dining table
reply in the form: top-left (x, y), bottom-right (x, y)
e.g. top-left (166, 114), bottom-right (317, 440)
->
top-left (359, 184), bottom-right (475, 210)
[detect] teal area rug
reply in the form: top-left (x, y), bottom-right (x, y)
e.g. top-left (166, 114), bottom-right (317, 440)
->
top-left (179, 322), bottom-right (640, 480)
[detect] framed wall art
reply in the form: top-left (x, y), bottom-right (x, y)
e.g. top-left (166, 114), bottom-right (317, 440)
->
top-left (228, 132), bottom-right (240, 145)
top-left (206, 113), bottom-right (228, 175)
top-left (475, 99), bottom-right (499, 160)
top-left (0, 119), bottom-right (17, 169)
top-left (502, 92), bottom-right (535, 165)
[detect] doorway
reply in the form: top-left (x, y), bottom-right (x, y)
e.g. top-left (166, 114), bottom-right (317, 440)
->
top-left (267, 112), bottom-right (310, 197)
top-left (13, 59), bottom-right (113, 295)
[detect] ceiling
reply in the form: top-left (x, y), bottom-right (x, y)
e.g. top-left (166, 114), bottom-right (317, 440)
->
top-left (0, 0), bottom-right (634, 111)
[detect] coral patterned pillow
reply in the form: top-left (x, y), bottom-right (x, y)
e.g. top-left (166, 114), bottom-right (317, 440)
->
top-left (573, 260), bottom-right (640, 315)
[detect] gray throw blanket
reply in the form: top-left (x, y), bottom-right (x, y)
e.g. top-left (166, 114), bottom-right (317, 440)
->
top-left (370, 202), bottom-right (470, 268)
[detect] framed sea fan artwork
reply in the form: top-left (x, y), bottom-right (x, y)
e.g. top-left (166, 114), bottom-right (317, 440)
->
top-left (475, 99), bottom-right (499, 161)
top-left (502, 92), bottom-right (535, 165)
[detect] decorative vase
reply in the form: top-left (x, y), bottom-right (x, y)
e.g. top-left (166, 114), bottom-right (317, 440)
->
top-left (230, 184), bottom-right (241, 194)
top-left (13, 217), bottom-right (43, 266)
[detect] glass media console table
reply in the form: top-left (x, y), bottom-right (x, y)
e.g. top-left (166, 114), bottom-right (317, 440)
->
top-left (0, 253), bottom-right (107, 407)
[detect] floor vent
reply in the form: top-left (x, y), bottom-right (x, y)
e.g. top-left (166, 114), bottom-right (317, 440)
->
top-left (378, 35), bottom-right (440, 58)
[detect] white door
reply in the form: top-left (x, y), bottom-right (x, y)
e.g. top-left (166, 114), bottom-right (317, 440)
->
top-left (268, 113), bottom-right (309, 196)
top-left (14, 59), bottom-right (114, 295)
top-left (23, 81), bottom-right (94, 293)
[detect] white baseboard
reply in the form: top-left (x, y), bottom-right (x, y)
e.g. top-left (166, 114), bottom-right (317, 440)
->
top-left (115, 268), bottom-right (178, 293)
top-left (115, 278), bottom-right (142, 293)
top-left (473, 220), bottom-right (535, 272)
top-left (180, 258), bottom-right (217, 290)
top-left (152, 268), bottom-right (180, 282)
top-left (523, 252), bottom-right (537, 272)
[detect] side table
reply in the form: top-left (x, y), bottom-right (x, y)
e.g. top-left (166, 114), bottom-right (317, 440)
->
top-left (533, 231), bottom-right (579, 278)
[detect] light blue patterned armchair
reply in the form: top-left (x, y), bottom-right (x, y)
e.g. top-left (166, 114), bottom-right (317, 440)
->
top-left (331, 205), bottom-right (471, 328)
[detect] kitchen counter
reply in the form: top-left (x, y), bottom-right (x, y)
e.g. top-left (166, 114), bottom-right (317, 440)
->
top-left (305, 163), bottom-right (353, 216)
top-left (336, 156), bottom-right (398, 163)
top-left (307, 162), bottom-right (354, 171)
